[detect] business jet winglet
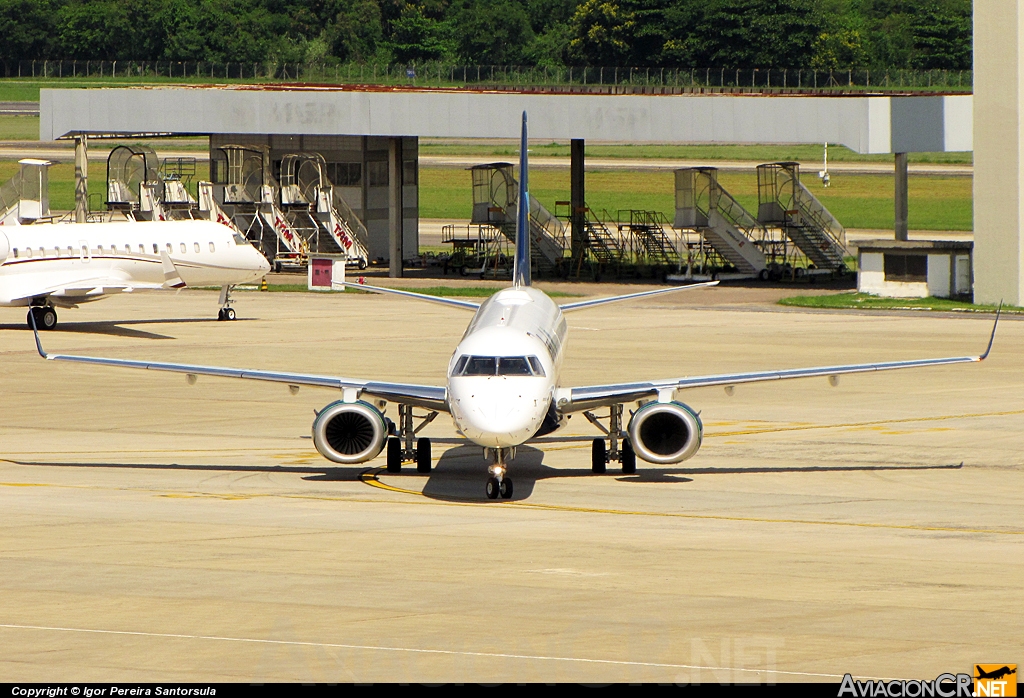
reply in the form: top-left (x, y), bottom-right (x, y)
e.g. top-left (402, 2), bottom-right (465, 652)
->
top-left (29, 113), bottom-right (999, 500)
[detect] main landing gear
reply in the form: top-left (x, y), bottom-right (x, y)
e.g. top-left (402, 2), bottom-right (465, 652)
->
top-left (485, 448), bottom-right (514, 500)
top-left (585, 404), bottom-right (636, 474)
top-left (217, 285), bottom-right (236, 321)
top-left (27, 305), bottom-right (57, 331)
top-left (384, 404), bottom-right (439, 474)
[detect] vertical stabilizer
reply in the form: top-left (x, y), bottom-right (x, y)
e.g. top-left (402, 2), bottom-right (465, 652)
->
top-left (513, 111), bottom-right (531, 287)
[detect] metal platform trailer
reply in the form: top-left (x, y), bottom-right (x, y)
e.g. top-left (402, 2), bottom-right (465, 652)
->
top-left (0, 158), bottom-right (51, 225)
top-left (553, 202), bottom-right (625, 278)
top-left (467, 163), bottom-right (568, 277)
top-left (616, 209), bottom-right (684, 274)
top-left (213, 144), bottom-right (308, 270)
top-left (440, 222), bottom-right (512, 277)
top-left (279, 153), bottom-right (369, 269)
top-left (756, 162), bottom-right (851, 276)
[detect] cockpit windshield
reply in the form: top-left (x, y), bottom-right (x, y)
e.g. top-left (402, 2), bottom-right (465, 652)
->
top-left (232, 233), bottom-right (250, 246)
top-left (452, 355), bottom-right (545, 377)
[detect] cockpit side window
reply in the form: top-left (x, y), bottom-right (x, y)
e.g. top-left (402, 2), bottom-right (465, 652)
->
top-left (527, 356), bottom-right (545, 376)
top-left (451, 355), bottom-right (469, 376)
top-left (233, 233), bottom-right (249, 246)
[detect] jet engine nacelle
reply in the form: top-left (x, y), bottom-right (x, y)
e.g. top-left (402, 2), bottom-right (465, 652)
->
top-left (627, 401), bottom-right (703, 464)
top-left (312, 400), bottom-right (389, 464)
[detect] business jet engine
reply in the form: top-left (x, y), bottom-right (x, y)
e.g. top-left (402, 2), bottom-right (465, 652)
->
top-left (627, 401), bottom-right (703, 464)
top-left (312, 400), bottom-right (389, 464)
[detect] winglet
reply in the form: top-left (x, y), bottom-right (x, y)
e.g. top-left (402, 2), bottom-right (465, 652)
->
top-left (160, 250), bottom-right (186, 289)
top-left (27, 310), bottom-right (48, 359)
top-left (979, 301), bottom-right (1002, 361)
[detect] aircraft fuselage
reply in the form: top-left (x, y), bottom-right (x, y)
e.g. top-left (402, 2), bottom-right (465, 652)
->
top-left (448, 286), bottom-right (567, 448)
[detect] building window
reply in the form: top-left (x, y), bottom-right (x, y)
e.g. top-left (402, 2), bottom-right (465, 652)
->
top-left (884, 254), bottom-right (928, 282)
top-left (367, 160), bottom-right (388, 187)
top-left (328, 162), bottom-right (362, 186)
top-left (403, 160), bottom-right (417, 185)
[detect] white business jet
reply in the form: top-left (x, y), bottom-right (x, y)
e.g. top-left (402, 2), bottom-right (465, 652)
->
top-left (30, 113), bottom-right (999, 499)
top-left (1, 219), bottom-right (271, 329)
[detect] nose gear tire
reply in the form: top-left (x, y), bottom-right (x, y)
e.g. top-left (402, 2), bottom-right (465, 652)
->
top-left (485, 477), bottom-right (500, 499)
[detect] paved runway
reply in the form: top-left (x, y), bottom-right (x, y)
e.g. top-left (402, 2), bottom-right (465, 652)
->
top-left (0, 288), bottom-right (1020, 682)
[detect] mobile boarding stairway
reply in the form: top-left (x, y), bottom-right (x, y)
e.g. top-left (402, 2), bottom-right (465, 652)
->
top-left (470, 163), bottom-right (567, 275)
top-left (279, 153), bottom-right (369, 268)
top-left (674, 167), bottom-right (769, 278)
top-left (756, 162), bottom-right (850, 273)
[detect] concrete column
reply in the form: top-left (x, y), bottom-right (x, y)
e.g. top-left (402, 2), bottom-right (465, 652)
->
top-left (74, 134), bottom-right (88, 223)
top-left (973, 0), bottom-right (1023, 304)
top-left (570, 139), bottom-right (585, 269)
top-left (894, 152), bottom-right (908, 241)
top-left (388, 137), bottom-right (403, 278)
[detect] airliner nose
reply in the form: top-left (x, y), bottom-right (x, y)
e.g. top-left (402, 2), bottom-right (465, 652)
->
top-left (458, 392), bottom-right (546, 447)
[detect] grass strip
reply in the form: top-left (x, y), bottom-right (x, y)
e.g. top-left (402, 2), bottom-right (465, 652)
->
top-left (778, 292), bottom-right (1021, 313)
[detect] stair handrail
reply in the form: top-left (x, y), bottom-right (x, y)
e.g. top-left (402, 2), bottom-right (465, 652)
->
top-left (0, 168), bottom-right (24, 221)
top-left (328, 186), bottom-right (371, 250)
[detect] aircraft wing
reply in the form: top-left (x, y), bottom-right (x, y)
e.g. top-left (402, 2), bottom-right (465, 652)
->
top-left (560, 309), bottom-right (1000, 412)
top-left (341, 282), bottom-right (481, 310)
top-left (29, 322), bottom-right (448, 412)
top-left (2, 270), bottom-right (168, 307)
top-left (558, 281), bottom-right (719, 312)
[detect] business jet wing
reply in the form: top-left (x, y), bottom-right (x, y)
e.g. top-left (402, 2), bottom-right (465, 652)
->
top-left (29, 321), bottom-right (448, 412)
top-left (3, 271), bottom-right (168, 307)
top-left (561, 309), bottom-right (1000, 411)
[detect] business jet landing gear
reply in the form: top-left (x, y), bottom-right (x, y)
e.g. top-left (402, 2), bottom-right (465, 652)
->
top-left (485, 448), bottom-right (514, 500)
top-left (27, 305), bottom-right (57, 331)
top-left (585, 404), bottom-right (635, 474)
top-left (386, 404), bottom-right (438, 473)
top-left (217, 285), bottom-right (236, 321)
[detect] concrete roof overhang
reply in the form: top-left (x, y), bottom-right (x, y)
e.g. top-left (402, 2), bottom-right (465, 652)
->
top-left (40, 85), bottom-right (972, 154)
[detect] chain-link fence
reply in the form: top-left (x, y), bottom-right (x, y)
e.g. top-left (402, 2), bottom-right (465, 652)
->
top-left (0, 60), bottom-right (972, 93)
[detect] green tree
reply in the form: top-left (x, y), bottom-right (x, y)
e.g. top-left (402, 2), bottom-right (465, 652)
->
top-left (0, 0), bottom-right (58, 62)
top-left (326, 0), bottom-right (384, 61)
top-left (452, 0), bottom-right (533, 64)
top-left (566, 0), bottom-right (637, 65)
top-left (388, 3), bottom-right (453, 62)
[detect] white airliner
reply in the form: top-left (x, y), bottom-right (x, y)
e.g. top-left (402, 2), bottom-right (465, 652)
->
top-left (30, 113), bottom-right (999, 499)
top-left (1, 219), bottom-right (271, 329)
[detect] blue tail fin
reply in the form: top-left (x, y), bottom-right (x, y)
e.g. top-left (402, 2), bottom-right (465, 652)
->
top-left (513, 111), bottom-right (531, 287)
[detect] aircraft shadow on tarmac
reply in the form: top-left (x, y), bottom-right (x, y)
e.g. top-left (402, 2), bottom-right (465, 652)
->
top-left (5, 454), bottom-right (964, 502)
top-left (1, 317), bottom-right (241, 340)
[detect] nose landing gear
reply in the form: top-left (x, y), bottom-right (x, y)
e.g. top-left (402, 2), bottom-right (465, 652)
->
top-left (217, 285), bottom-right (237, 321)
top-left (485, 450), bottom-right (514, 500)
